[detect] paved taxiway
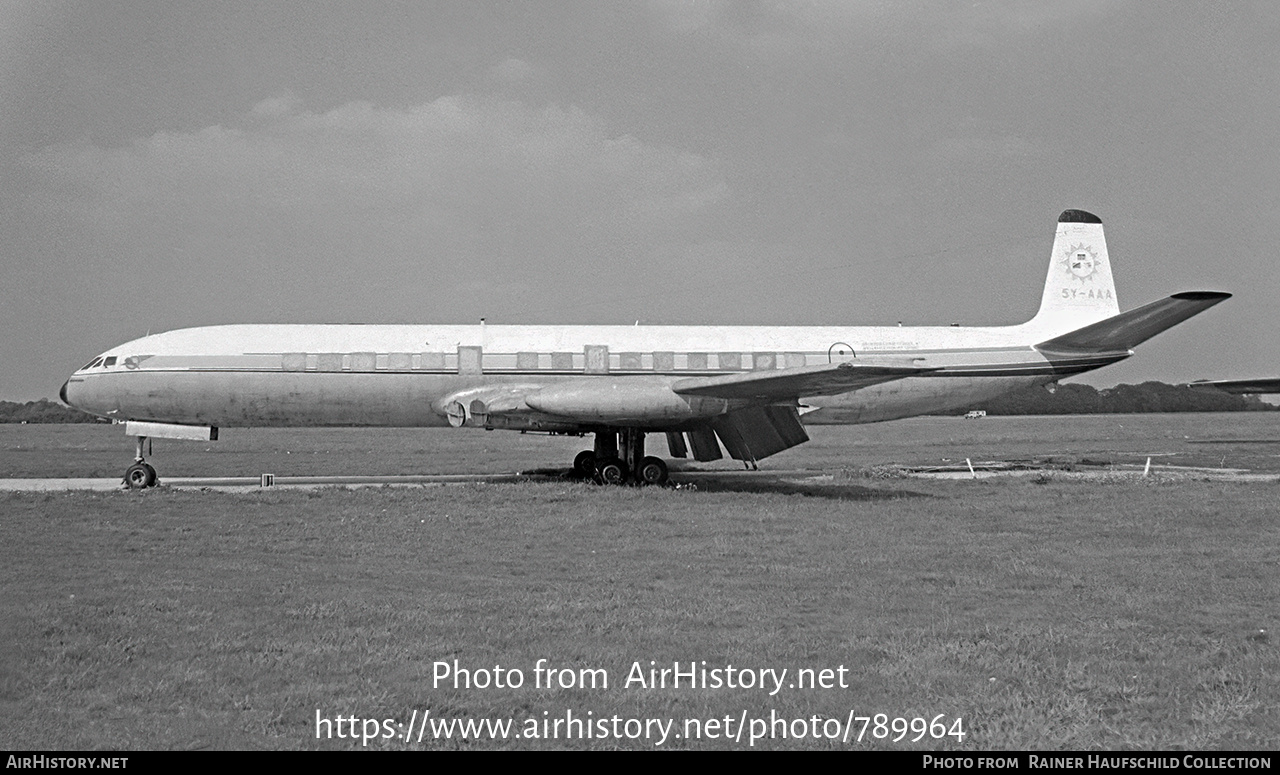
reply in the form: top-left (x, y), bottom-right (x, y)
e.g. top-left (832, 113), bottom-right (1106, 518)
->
top-left (0, 473), bottom-right (546, 492)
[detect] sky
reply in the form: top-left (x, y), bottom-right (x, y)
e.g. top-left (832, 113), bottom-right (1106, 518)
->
top-left (2, 0), bottom-right (1277, 401)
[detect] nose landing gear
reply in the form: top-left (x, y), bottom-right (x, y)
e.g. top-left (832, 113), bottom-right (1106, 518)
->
top-left (123, 436), bottom-right (159, 489)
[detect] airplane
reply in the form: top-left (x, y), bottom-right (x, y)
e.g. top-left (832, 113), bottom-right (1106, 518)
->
top-left (60, 209), bottom-right (1229, 488)
top-left (1184, 378), bottom-right (1280, 395)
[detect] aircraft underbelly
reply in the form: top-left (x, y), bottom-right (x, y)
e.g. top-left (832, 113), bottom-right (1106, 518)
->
top-left (71, 371), bottom-right (494, 427)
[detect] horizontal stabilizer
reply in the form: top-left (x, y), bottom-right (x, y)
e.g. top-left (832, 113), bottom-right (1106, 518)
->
top-left (1035, 292), bottom-right (1230, 354)
top-left (672, 360), bottom-right (934, 401)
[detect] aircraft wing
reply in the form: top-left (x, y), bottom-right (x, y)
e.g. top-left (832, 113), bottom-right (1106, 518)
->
top-left (671, 360), bottom-right (934, 401)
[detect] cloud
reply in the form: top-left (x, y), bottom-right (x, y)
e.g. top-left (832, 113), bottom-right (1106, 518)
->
top-left (647, 0), bottom-right (1120, 55)
top-left (926, 131), bottom-right (1046, 165)
top-left (14, 92), bottom-right (730, 326)
top-left (250, 93), bottom-right (302, 117)
top-left (19, 92), bottom-right (728, 248)
top-left (490, 57), bottom-right (535, 83)
top-left (647, 0), bottom-right (892, 54)
top-left (647, 0), bottom-right (734, 34)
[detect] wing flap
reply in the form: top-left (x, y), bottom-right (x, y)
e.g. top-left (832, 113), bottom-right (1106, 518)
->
top-left (672, 360), bottom-right (933, 401)
top-left (710, 405), bottom-right (810, 462)
top-left (687, 426), bottom-right (723, 461)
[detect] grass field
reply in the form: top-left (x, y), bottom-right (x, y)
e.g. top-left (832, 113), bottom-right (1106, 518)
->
top-left (4, 412), bottom-right (1280, 479)
top-left (1, 415), bottom-right (1278, 750)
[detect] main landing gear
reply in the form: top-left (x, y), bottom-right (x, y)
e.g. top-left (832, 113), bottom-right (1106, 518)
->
top-left (571, 429), bottom-right (669, 486)
top-left (123, 435), bottom-right (159, 489)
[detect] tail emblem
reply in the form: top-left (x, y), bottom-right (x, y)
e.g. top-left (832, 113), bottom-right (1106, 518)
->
top-left (1063, 243), bottom-right (1102, 281)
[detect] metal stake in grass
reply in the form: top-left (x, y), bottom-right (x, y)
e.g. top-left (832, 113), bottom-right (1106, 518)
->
top-left (966, 458), bottom-right (976, 479)
top-left (1143, 457), bottom-right (1151, 477)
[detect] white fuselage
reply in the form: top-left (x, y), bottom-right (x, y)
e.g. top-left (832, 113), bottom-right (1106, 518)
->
top-left (61, 319), bottom-right (1121, 430)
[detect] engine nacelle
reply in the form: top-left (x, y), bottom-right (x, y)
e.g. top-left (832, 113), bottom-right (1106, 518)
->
top-left (526, 377), bottom-right (730, 422)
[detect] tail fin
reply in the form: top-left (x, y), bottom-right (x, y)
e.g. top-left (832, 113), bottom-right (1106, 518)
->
top-left (1024, 209), bottom-right (1120, 335)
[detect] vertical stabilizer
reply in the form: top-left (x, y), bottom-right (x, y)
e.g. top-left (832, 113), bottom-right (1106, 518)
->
top-left (1024, 210), bottom-right (1120, 336)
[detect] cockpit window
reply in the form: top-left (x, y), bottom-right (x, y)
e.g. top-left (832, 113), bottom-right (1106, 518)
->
top-left (103, 356), bottom-right (117, 367)
top-left (82, 357), bottom-right (103, 370)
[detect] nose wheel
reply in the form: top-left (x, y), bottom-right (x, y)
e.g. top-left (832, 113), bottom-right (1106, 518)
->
top-left (123, 436), bottom-right (159, 489)
top-left (124, 462), bottom-right (158, 489)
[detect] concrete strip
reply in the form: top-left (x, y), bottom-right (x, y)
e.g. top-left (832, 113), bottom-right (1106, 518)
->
top-left (0, 468), bottom-right (820, 492)
top-left (0, 478), bottom-right (127, 492)
top-left (2, 466), bottom-right (1272, 492)
top-left (909, 466), bottom-right (1280, 481)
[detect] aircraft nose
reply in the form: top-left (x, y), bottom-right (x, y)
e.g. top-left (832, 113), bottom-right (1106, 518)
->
top-left (59, 379), bottom-right (71, 406)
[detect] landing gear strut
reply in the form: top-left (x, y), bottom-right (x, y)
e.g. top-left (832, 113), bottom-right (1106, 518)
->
top-left (123, 435), bottom-right (158, 489)
top-left (620, 428), bottom-right (670, 486)
top-left (572, 429), bottom-right (669, 486)
top-left (590, 430), bottom-right (627, 485)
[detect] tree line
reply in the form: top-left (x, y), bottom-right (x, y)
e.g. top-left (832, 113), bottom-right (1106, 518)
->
top-left (961, 381), bottom-right (1276, 416)
top-left (0, 399), bottom-right (103, 423)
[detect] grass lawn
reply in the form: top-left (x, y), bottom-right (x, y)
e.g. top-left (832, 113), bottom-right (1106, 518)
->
top-left (2, 470), bottom-right (1276, 749)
